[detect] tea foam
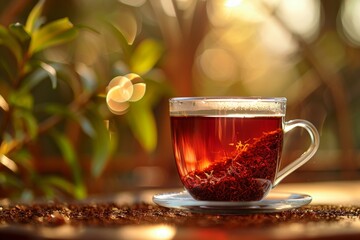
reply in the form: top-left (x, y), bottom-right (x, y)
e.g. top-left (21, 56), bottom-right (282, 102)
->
top-left (170, 97), bottom-right (286, 117)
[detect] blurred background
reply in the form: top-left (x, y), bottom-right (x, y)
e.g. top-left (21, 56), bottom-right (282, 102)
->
top-left (0, 0), bottom-right (359, 201)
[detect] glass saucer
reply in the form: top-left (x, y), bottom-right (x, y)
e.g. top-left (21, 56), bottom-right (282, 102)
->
top-left (152, 191), bottom-right (312, 214)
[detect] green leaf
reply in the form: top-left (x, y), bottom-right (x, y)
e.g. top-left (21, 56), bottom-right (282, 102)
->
top-left (40, 62), bottom-right (57, 89)
top-left (0, 49), bottom-right (17, 82)
top-left (0, 172), bottom-right (23, 188)
top-left (0, 93), bottom-right (9, 111)
top-left (0, 154), bottom-right (18, 173)
top-left (39, 103), bottom-right (96, 138)
top-left (51, 131), bottom-right (86, 199)
top-left (77, 114), bottom-right (96, 138)
top-left (13, 108), bottom-right (38, 139)
top-left (89, 111), bottom-right (112, 177)
top-left (130, 39), bottom-right (163, 75)
top-left (0, 26), bottom-right (22, 64)
top-left (11, 148), bottom-right (33, 172)
top-left (76, 63), bottom-right (98, 94)
top-left (9, 91), bottom-right (33, 109)
top-left (0, 135), bottom-right (22, 156)
top-left (19, 68), bottom-right (47, 92)
top-left (37, 102), bottom-right (96, 139)
top-left (0, 53), bottom-right (13, 81)
top-left (126, 101), bottom-right (157, 152)
top-left (43, 175), bottom-right (76, 196)
top-left (140, 77), bottom-right (173, 107)
top-left (25, 0), bottom-right (46, 34)
top-left (20, 62), bottom-right (59, 92)
top-left (108, 10), bottom-right (138, 45)
top-left (9, 23), bottom-right (31, 46)
top-left (105, 24), bottom-right (132, 62)
top-left (40, 103), bottom-right (70, 115)
top-left (29, 17), bottom-right (78, 54)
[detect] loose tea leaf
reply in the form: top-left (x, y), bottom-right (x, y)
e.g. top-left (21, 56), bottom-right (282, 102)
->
top-left (182, 129), bottom-right (283, 201)
top-left (0, 202), bottom-right (359, 228)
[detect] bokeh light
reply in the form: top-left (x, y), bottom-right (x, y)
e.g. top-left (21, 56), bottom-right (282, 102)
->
top-left (198, 48), bottom-right (237, 82)
top-left (276, 0), bottom-right (321, 40)
top-left (340, 0), bottom-right (360, 46)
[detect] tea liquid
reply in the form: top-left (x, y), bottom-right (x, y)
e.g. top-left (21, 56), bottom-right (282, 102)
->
top-left (170, 116), bottom-right (283, 201)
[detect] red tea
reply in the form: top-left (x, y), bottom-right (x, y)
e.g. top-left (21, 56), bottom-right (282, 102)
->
top-left (170, 116), bottom-right (283, 201)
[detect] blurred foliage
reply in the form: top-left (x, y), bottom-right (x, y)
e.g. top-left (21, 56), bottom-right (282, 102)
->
top-left (0, 0), bottom-right (170, 200)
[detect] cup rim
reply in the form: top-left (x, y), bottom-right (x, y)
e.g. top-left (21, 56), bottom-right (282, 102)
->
top-left (169, 96), bottom-right (287, 103)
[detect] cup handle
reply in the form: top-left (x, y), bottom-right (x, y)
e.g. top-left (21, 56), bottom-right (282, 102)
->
top-left (274, 119), bottom-right (320, 186)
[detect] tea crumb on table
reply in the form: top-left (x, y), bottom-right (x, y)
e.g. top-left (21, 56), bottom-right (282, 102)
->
top-left (0, 202), bottom-right (359, 228)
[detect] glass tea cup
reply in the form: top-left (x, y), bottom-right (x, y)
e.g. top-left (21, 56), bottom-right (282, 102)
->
top-left (169, 97), bottom-right (320, 202)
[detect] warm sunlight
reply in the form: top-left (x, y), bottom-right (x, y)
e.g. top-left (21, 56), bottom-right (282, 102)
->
top-left (340, 0), bottom-right (360, 45)
top-left (276, 0), bottom-right (321, 40)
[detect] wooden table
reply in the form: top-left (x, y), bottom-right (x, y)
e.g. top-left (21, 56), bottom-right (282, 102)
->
top-left (0, 181), bottom-right (359, 240)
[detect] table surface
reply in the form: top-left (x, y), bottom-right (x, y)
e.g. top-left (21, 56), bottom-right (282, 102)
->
top-left (0, 180), bottom-right (359, 240)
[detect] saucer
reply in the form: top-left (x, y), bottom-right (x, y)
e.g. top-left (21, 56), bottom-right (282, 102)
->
top-left (152, 191), bottom-right (312, 214)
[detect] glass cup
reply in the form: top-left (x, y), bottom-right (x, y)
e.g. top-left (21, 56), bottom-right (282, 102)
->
top-left (169, 97), bottom-right (320, 202)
